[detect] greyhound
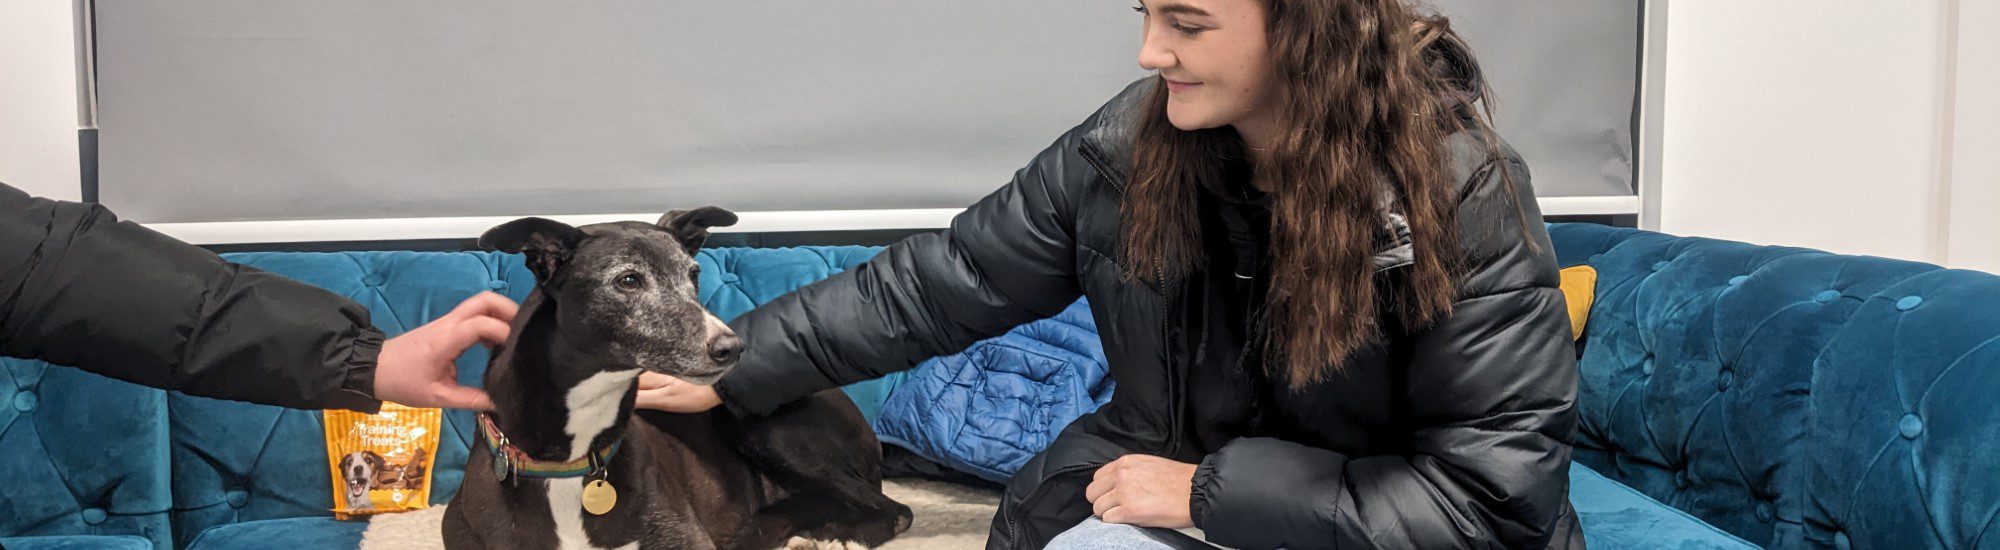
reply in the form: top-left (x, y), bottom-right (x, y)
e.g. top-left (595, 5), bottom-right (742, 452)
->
top-left (442, 208), bottom-right (910, 550)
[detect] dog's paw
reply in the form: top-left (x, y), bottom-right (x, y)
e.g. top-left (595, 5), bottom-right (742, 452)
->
top-left (781, 537), bottom-right (869, 550)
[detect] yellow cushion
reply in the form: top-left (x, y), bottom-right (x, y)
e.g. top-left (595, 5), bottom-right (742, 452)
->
top-left (1559, 265), bottom-right (1598, 341)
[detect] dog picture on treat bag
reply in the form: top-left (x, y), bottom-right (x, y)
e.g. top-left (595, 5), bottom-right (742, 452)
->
top-left (326, 405), bottom-right (445, 519)
top-left (439, 208), bottom-right (911, 550)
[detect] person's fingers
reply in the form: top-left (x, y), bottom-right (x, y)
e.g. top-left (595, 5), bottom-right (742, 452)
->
top-left (453, 315), bottom-right (513, 349)
top-left (634, 386), bottom-right (698, 413)
top-left (1092, 490), bottom-right (1122, 518)
top-left (1093, 457), bottom-right (1123, 482)
top-left (638, 372), bottom-right (674, 391)
top-left (431, 383), bottom-right (495, 411)
top-left (633, 387), bottom-right (670, 411)
top-left (1084, 475), bottom-right (1114, 504)
top-left (449, 292), bottom-right (520, 323)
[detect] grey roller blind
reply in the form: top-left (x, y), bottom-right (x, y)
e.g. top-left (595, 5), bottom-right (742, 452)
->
top-left (96, 1), bottom-right (1637, 224)
top-left (1433, 0), bottom-right (1641, 199)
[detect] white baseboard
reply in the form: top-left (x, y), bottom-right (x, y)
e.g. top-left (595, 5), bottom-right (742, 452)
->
top-left (145, 197), bottom-right (1637, 245)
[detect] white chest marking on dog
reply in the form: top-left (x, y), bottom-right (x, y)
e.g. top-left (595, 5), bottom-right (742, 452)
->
top-left (564, 368), bottom-right (642, 461)
top-left (549, 368), bottom-right (642, 550)
top-left (545, 477), bottom-right (638, 550)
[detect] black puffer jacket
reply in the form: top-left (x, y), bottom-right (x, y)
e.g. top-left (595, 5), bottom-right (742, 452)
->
top-left (716, 78), bottom-right (1582, 549)
top-left (0, 183), bottom-right (383, 412)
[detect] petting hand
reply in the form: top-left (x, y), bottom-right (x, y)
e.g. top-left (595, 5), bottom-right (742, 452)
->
top-left (635, 372), bottom-right (724, 413)
top-left (1085, 454), bottom-right (1200, 529)
top-left (373, 291), bottom-right (516, 411)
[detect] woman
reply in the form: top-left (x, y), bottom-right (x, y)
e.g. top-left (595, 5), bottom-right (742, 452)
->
top-left (642, 0), bottom-right (1580, 547)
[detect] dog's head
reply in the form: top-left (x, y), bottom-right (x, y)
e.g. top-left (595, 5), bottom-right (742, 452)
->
top-left (338, 451), bottom-right (385, 496)
top-left (479, 207), bottom-right (743, 385)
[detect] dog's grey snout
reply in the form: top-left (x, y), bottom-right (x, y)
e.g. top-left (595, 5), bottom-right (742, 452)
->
top-left (709, 332), bottom-right (743, 365)
top-left (702, 311), bottom-right (741, 366)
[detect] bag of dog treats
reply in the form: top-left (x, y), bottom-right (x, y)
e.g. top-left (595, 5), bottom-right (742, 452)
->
top-left (324, 404), bottom-right (441, 520)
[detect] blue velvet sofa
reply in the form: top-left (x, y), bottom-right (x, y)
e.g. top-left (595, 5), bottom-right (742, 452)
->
top-left (3, 222), bottom-right (1994, 548)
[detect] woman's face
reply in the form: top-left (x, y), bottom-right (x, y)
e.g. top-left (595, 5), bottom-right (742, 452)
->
top-left (1136, 0), bottom-right (1278, 136)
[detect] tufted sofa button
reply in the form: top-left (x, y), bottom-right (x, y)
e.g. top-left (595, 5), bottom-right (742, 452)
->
top-left (1834, 531), bottom-right (1851, 550)
top-left (1641, 358), bottom-right (1655, 376)
top-left (1900, 414), bottom-right (1924, 439)
top-left (13, 391), bottom-right (37, 412)
top-left (362, 274), bottom-right (387, 287)
top-left (1728, 275), bottom-right (1749, 286)
top-left (81, 507), bottom-right (107, 525)
top-left (720, 272), bottom-right (741, 284)
top-left (1815, 290), bottom-right (1841, 304)
top-left (1897, 296), bottom-right (1924, 311)
top-left (1718, 370), bottom-right (1735, 391)
top-left (1674, 470), bottom-right (1689, 489)
top-left (1755, 502), bottom-right (1774, 523)
top-left (226, 489), bottom-right (249, 508)
top-left (487, 279), bottom-right (508, 290)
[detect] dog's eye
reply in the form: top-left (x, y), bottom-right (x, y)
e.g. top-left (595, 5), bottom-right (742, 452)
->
top-left (688, 266), bottom-right (701, 285)
top-left (615, 272), bottom-right (645, 291)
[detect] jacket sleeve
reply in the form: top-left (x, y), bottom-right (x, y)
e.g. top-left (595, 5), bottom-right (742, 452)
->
top-left (0, 183), bottom-right (384, 412)
top-left (710, 92), bottom-right (1141, 418)
top-left (1188, 151), bottom-right (1580, 549)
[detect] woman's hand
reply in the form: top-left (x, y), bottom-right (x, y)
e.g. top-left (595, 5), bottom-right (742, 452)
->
top-left (1084, 454), bottom-right (1199, 529)
top-left (635, 372), bottom-right (724, 413)
top-left (375, 291), bottom-right (515, 410)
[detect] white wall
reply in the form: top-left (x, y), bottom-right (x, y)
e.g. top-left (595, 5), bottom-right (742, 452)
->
top-left (1657, 0), bottom-right (1996, 269)
top-left (1945, 0), bottom-right (2000, 272)
top-left (0, 0), bottom-right (82, 201)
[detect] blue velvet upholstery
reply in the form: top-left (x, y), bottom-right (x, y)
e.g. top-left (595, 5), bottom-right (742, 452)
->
top-left (163, 252), bottom-right (535, 549)
top-left (0, 357), bottom-right (173, 547)
top-left (183, 517), bottom-right (367, 550)
top-left (0, 535), bottom-right (158, 550)
top-left (1571, 463), bottom-right (1758, 548)
top-left (1550, 222), bottom-right (2000, 549)
top-left (8, 226), bottom-right (2000, 548)
top-left (0, 247), bottom-right (898, 549)
top-left (161, 248), bottom-right (901, 549)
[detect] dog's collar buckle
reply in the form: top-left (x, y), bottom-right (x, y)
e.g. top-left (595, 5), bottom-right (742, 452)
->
top-left (477, 413), bottom-right (623, 482)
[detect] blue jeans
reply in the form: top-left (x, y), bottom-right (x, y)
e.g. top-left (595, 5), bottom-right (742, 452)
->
top-left (1045, 517), bottom-right (1220, 549)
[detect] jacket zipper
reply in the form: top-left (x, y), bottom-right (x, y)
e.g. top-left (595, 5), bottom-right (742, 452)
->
top-left (1079, 141), bottom-right (1185, 459)
top-left (1158, 259), bottom-right (1183, 458)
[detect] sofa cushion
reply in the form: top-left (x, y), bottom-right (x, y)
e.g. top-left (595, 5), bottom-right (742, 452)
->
top-left (168, 251), bottom-right (528, 549)
top-left (1571, 463), bottom-right (1758, 549)
top-left (1559, 265), bottom-right (1598, 340)
top-left (1549, 222), bottom-right (2000, 548)
top-left (0, 535), bottom-right (157, 550)
top-left (184, 517), bottom-right (366, 550)
top-left (1807, 269), bottom-right (2000, 548)
top-left (0, 358), bottom-right (173, 548)
top-left (163, 247), bottom-right (898, 548)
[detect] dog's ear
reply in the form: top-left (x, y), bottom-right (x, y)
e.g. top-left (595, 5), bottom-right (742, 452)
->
top-left (480, 217), bottom-right (587, 284)
top-left (658, 207), bottom-right (739, 256)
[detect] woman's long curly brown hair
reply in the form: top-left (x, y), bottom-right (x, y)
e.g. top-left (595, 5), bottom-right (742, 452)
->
top-left (1120, 0), bottom-right (1514, 388)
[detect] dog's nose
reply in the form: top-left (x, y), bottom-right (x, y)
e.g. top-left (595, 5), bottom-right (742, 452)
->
top-left (709, 333), bottom-right (744, 364)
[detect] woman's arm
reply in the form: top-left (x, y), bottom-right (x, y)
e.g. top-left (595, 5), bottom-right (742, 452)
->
top-left (1189, 154), bottom-right (1581, 549)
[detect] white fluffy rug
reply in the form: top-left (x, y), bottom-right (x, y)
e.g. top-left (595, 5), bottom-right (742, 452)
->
top-left (359, 478), bottom-right (1003, 550)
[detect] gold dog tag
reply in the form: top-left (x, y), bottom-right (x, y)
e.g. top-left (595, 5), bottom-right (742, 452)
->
top-left (581, 479), bottom-right (617, 515)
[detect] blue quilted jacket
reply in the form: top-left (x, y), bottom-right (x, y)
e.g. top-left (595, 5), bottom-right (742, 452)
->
top-left (870, 298), bottom-right (1113, 483)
